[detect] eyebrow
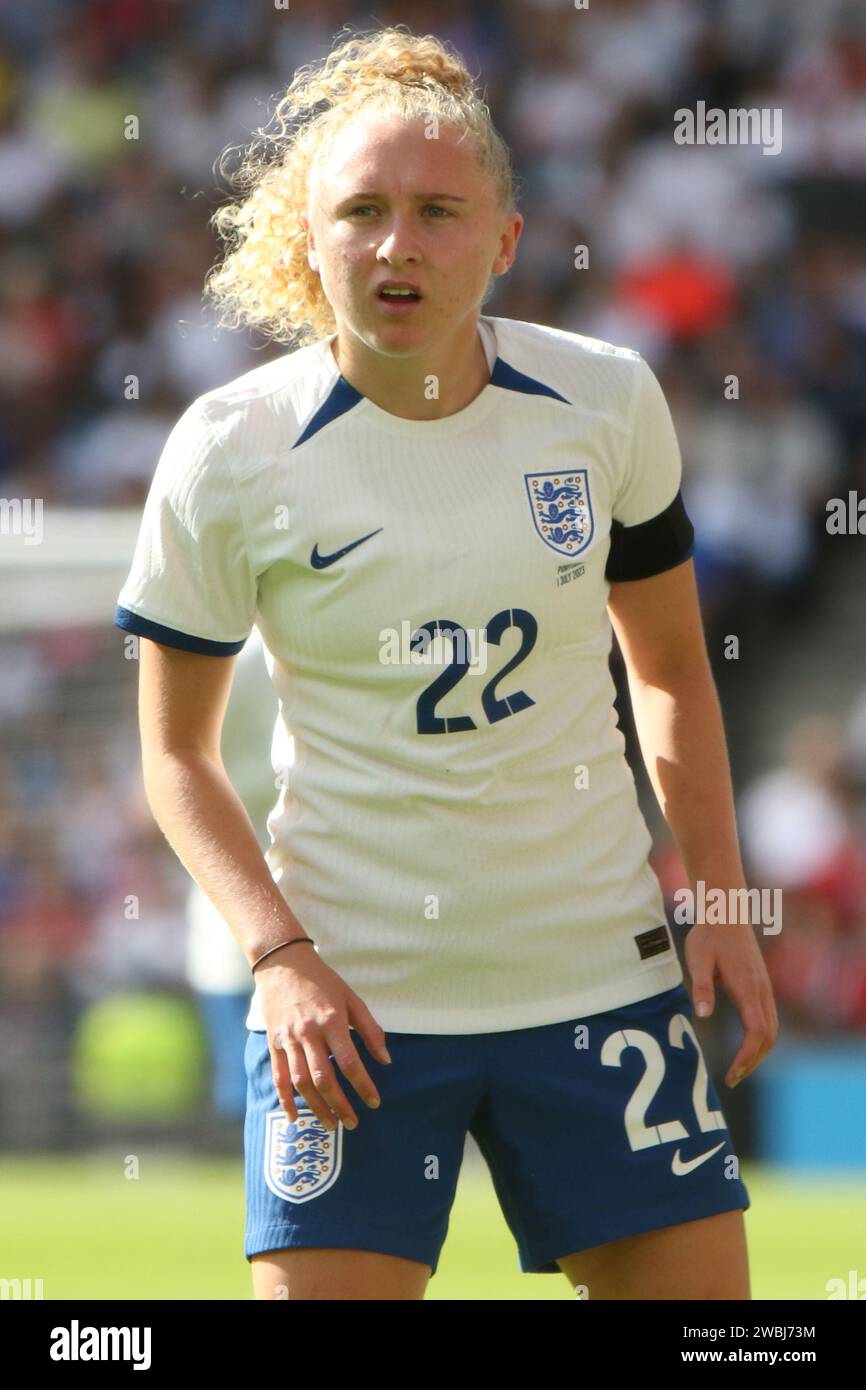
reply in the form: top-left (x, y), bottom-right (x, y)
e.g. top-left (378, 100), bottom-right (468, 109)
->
top-left (336, 192), bottom-right (469, 204)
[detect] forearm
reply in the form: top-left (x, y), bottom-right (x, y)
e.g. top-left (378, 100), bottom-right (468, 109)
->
top-left (142, 748), bottom-right (307, 965)
top-left (626, 660), bottom-right (747, 892)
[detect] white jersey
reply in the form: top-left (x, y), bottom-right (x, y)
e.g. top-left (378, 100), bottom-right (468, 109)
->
top-left (116, 315), bottom-right (694, 1034)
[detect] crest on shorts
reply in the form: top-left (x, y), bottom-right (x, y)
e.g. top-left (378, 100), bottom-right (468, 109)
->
top-left (264, 1106), bottom-right (343, 1203)
top-left (524, 469), bottom-right (594, 557)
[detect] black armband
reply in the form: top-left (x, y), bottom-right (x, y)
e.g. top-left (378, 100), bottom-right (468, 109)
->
top-left (605, 488), bottom-right (695, 582)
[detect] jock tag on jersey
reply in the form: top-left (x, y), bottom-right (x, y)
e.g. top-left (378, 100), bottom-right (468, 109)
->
top-left (635, 925), bottom-right (672, 961)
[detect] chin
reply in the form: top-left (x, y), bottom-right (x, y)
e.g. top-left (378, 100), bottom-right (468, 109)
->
top-left (365, 326), bottom-right (427, 355)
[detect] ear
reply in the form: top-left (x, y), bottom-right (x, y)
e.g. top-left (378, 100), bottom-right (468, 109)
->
top-left (493, 211), bottom-right (523, 275)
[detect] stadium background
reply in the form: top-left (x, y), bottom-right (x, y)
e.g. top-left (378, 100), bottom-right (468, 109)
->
top-left (1, 0), bottom-right (865, 1299)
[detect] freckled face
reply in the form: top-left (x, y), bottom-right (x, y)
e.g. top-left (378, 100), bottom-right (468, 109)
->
top-left (303, 114), bottom-right (520, 357)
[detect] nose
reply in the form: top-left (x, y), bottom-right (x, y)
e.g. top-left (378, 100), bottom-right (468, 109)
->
top-left (375, 211), bottom-right (422, 267)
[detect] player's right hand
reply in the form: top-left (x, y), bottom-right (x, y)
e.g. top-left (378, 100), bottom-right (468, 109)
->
top-left (255, 946), bottom-right (391, 1131)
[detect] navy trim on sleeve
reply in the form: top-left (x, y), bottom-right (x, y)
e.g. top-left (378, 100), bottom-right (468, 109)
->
top-left (114, 605), bottom-right (247, 656)
top-left (605, 488), bottom-right (695, 582)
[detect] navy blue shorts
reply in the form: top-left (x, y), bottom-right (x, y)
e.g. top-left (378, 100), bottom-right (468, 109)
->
top-left (243, 983), bottom-right (749, 1275)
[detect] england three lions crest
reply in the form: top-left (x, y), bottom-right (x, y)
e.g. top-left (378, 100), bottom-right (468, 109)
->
top-left (264, 1106), bottom-right (343, 1203)
top-left (524, 469), bottom-right (594, 557)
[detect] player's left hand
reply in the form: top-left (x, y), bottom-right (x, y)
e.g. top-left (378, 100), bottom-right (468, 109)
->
top-left (685, 920), bottom-right (779, 1089)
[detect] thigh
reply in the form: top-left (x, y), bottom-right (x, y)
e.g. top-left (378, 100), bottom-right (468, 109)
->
top-left (470, 983), bottom-right (751, 1284)
top-left (251, 1248), bottom-right (431, 1300)
top-left (243, 1027), bottom-right (483, 1286)
top-left (558, 1208), bottom-right (749, 1300)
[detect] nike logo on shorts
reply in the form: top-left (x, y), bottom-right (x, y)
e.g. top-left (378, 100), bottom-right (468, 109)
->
top-left (311, 528), bottom-right (383, 569)
top-left (670, 1141), bottom-right (726, 1176)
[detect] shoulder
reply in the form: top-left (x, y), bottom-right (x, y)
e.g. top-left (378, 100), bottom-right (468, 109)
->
top-left (487, 315), bottom-right (646, 427)
top-left (184, 338), bottom-right (334, 475)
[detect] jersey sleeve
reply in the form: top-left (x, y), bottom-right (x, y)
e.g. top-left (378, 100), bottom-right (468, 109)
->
top-left (114, 400), bottom-right (257, 655)
top-left (604, 355), bottom-right (695, 582)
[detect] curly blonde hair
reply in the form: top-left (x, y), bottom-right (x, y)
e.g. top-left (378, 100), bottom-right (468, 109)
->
top-left (203, 24), bottom-right (518, 348)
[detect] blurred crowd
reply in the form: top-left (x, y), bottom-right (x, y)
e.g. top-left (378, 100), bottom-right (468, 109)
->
top-left (2, 0), bottom-right (866, 1076)
top-left (654, 702), bottom-right (866, 1035)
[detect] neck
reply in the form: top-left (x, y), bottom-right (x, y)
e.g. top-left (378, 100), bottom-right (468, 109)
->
top-left (329, 318), bottom-right (491, 421)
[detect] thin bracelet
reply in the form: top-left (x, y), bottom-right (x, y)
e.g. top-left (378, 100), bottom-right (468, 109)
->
top-left (250, 936), bottom-right (315, 974)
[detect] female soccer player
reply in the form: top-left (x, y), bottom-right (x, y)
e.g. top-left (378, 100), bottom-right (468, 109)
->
top-left (115, 26), bottom-right (778, 1300)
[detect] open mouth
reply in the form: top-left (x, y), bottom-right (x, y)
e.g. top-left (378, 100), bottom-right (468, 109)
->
top-left (377, 285), bottom-right (423, 304)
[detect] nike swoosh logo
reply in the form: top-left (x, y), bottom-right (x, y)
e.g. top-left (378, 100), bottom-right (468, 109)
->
top-left (671, 1141), bottom-right (726, 1176)
top-left (310, 528), bottom-right (383, 570)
